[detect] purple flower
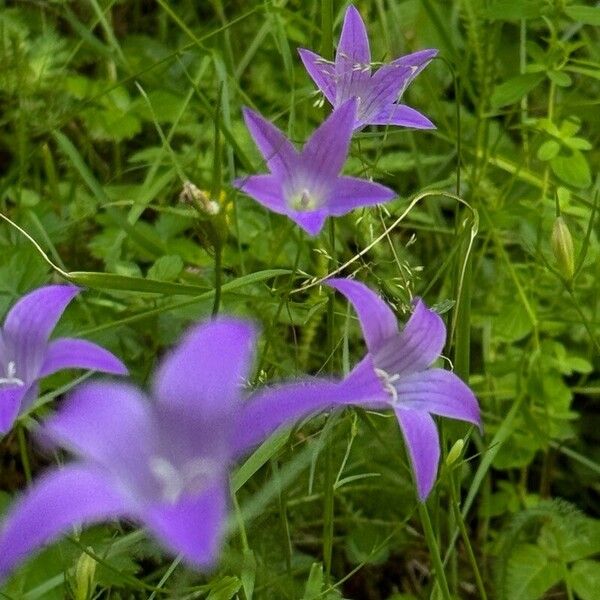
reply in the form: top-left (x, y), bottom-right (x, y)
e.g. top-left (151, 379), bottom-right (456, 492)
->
top-left (0, 317), bottom-right (348, 578)
top-left (233, 98), bottom-right (396, 235)
top-left (325, 279), bottom-right (481, 500)
top-left (299, 5), bottom-right (437, 131)
top-left (0, 285), bottom-right (127, 434)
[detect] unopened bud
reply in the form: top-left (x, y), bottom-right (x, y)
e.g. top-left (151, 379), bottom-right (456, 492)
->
top-left (551, 216), bottom-right (575, 280)
top-left (73, 549), bottom-right (97, 600)
top-left (445, 439), bottom-right (464, 467)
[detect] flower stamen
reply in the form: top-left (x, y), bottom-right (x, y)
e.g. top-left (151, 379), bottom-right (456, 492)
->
top-left (0, 361), bottom-right (24, 387)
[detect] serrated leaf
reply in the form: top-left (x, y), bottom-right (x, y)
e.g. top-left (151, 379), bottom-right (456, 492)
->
top-left (570, 560), bottom-right (600, 600)
top-left (147, 255), bottom-right (183, 281)
top-left (504, 544), bottom-right (562, 600)
top-left (491, 73), bottom-right (545, 108)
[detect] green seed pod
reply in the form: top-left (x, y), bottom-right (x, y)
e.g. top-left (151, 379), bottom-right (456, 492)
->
top-left (551, 216), bottom-right (575, 281)
top-left (445, 438), bottom-right (465, 467)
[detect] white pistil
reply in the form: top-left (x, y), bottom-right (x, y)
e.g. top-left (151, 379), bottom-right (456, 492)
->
top-left (291, 188), bottom-right (317, 212)
top-left (149, 456), bottom-right (216, 503)
top-left (374, 367), bottom-right (400, 405)
top-left (0, 361), bottom-right (24, 387)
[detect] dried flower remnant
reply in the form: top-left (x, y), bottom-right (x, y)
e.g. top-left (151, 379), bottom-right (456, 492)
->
top-left (299, 5), bottom-right (437, 131)
top-left (0, 285), bottom-right (127, 434)
top-left (326, 279), bottom-right (481, 500)
top-left (0, 317), bottom-right (349, 579)
top-left (234, 98), bottom-right (395, 235)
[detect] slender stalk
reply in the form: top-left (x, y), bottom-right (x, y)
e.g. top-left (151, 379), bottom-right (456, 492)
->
top-left (449, 476), bottom-right (488, 600)
top-left (418, 502), bottom-right (452, 600)
top-left (17, 426), bottom-right (32, 484)
top-left (323, 218), bottom-right (337, 578)
top-left (212, 242), bottom-right (222, 316)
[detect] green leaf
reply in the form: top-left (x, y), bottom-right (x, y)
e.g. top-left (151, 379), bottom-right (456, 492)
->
top-left (537, 140), bottom-right (560, 161)
top-left (302, 563), bottom-right (324, 600)
top-left (547, 70), bottom-right (572, 87)
top-left (68, 271), bottom-right (209, 295)
top-left (570, 560), bottom-right (600, 600)
top-left (491, 73), bottom-right (544, 108)
top-left (563, 137), bottom-right (592, 151)
top-left (207, 576), bottom-right (241, 600)
top-left (504, 544), bottom-right (562, 600)
top-left (482, 0), bottom-right (546, 20)
top-left (564, 6), bottom-right (600, 26)
top-left (550, 151), bottom-right (592, 189)
top-left (147, 255), bottom-right (183, 281)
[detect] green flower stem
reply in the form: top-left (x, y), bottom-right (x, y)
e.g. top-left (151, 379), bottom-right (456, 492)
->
top-left (418, 502), bottom-right (453, 600)
top-left (449, 475), bottom-right (488, 600)
top-left (212, 241), bottom-right (223, 317)
top-left (17, 426), bottom-right (32, 484)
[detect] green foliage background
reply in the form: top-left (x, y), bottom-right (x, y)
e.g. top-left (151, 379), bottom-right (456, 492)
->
top-left (0, 0), bottom-right (599, 598)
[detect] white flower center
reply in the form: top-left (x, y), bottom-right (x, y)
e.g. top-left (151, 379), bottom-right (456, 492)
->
top-left (290, 188), bottom-right (318, 212)
top-left (149, 456), bottom-right (217, 503)
top-left (0, 361), bottom-right (24, 387)
top-left (374, 367), bottom-right (400, 405)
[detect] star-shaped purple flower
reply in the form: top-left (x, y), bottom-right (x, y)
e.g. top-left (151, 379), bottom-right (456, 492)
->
top-left (325, 279), bottom-right (481, 500)
top-left (299, 5), bottom-right (437, 131)
top-left (233, 98), bottom-right (396, 235)
top-left (0, 317), bottom-right (350, 579)
top-left (0, 285), bottom-right (127, 434)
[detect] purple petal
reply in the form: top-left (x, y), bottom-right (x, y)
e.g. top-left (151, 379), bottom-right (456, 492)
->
top-left (336, 355), bottom-right (389, 409)
top-left (301, 98), bottom-right (357, 183)
top-left (395, 368), bottom-right (481, 428)
top-left (153, 317), bottom-right (256, 417)
top-left (394, 408), bottom-right (440, 500)
top-left (242, 108), bottom-right (297, 179)
top-left (2, 285), bottom-right (80, 382)
top-left (39, 338), bottom-right (128, 378)
top-left (389, 48), bottom-right (438, 82)
top-left (145, 479), bottom-right (227, 568)
top-left (325, 278), bottom-right (398, 352)
top-left (374, 298), bottom-right (446, 375)
top-left (233, 378), bottom-right (349, 457)
top-left (369, 104), bottom-right (435, 129)
top-left (298, 48), bottom-right (336, 104)
top-left (328, 176), bottom-right (396, 215)
top-left (233, 174), bottom-right (286, 214)
top-left (0, 386), bottom-right (28, 434)
top-left (43, 381), bottom-right (156, 474)
top-left (290, 210), bottom-right (328, 236)
top-left (359, 64), bottom-right (414, 125)
top-left (338, 5), bottom-right (370, 65)
top-left (0, 464), bottom-right (127, 580)
top-left (0, 330), bottom-right (7, 365)
top-left (335, 5), bottom-right (371, 103)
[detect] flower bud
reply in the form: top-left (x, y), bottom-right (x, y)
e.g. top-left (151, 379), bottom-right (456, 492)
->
top-left (445, 438), bottom-right (464, 467)
top-left (551, 216), bottom-right (575, 281)
top-left (73, 549), bottom-right (97, 600)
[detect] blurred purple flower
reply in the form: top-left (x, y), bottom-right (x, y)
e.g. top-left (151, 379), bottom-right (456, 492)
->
top-left (0, 317), bottom-right (350, 578)
top-left (233, 98), bottom-right (395, 235)
top-left (0, 285), bottom-right (127, 434)
top-left (326, 279), bottom-right (481, 500)
top-left (299, 5), bottom-right (437, 131)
